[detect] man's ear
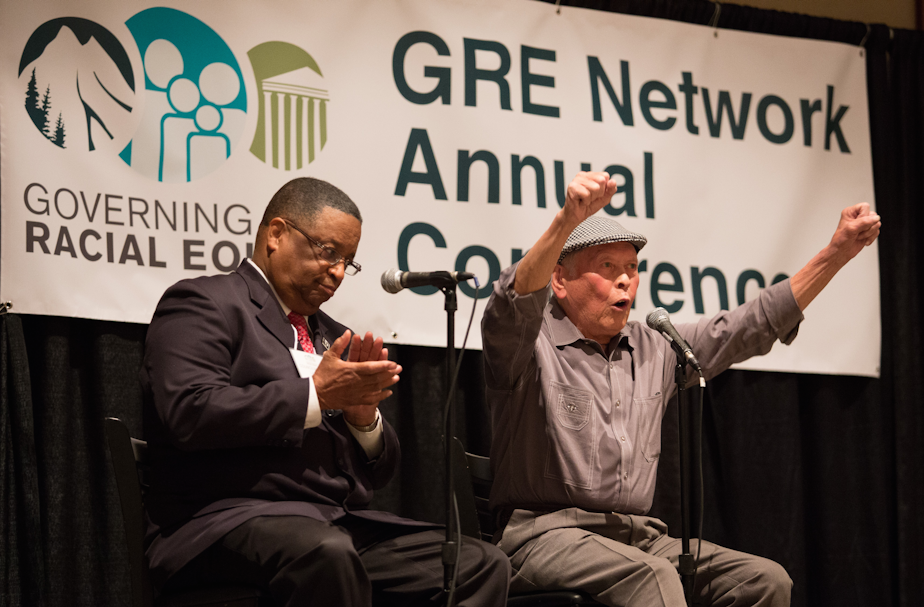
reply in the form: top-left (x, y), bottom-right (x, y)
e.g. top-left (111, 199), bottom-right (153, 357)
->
top-left (551, 264), bottom-right (568, 300)
top-left (265, 218), bottom-right (286, 252)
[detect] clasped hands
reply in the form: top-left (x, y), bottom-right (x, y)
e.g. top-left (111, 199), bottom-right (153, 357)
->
top-left (312, 330), bottom-right (400, 427)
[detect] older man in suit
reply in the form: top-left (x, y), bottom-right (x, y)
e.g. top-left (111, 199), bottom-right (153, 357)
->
top-left (141, 177), bottom-right (509, 606)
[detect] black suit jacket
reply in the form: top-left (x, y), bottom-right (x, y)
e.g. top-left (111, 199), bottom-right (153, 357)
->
top-left (140, 260), bottom-right (425, 586)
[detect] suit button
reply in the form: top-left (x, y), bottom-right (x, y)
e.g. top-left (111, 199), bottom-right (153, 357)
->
top-left (281, 439), bottom-right (291, 447)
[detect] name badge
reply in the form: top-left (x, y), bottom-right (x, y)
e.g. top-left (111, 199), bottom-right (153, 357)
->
top-left (289, 348), bottom-right (322, 378)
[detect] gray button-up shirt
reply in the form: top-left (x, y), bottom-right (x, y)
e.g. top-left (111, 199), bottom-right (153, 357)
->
top-left (482, 262), bottom-right (804, 516)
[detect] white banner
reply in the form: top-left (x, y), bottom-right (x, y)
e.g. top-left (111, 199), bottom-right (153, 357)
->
top-left (0, 0), bottom-right (879, 376)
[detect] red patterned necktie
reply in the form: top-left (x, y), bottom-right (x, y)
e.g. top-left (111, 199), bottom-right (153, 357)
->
top-left (287, 311), bottom-right (316, 354)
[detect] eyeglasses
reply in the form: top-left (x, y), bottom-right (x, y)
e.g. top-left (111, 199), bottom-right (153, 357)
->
top-left (282, 219), bottom-right (362, 276)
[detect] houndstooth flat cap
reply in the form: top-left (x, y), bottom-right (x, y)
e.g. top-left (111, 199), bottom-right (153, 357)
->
top-left (558, 215), bottom-right (647, 264)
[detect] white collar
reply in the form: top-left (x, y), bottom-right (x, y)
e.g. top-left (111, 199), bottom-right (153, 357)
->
top-left (246, 258), bottom-right (294, 317)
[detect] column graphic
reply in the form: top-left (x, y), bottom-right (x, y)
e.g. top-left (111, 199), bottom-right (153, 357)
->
top-left (248, 42), bottom-right (329, 170)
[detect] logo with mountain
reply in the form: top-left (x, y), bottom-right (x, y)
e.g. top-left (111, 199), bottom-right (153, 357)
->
top-left (18, 9), bottom-right (329, 181)
top-left (18, 17), bottom-right (135, 152)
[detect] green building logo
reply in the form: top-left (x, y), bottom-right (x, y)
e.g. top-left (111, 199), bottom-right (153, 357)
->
top-left (248, 42), bottom-right (329, 170)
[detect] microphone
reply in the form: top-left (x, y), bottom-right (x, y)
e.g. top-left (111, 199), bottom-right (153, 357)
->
top-left (646, 307), bottom-right (702, 371)
top-left (380, 269), bottom-right (475, 293)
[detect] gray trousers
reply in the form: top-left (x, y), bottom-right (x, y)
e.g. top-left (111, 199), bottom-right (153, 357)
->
top-left (497, 508), bottom-right (791, 607)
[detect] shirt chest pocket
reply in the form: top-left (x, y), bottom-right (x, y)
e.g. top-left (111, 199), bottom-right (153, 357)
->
top-left (544, 381), bottom-right (596, 489)
top-left (555, 383), bottom-right (593, 429)
top-left (635, 394), bottom-right (663, 464)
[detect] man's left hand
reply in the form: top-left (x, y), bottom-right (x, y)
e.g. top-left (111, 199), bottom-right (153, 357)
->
top-left (342, 332), bottom-right (391, 427)
top-left (348, 331), bottom-right (388, 364)
top-left (829, 202), bottom-right (881, 264)
top-left (313, 330), bottom-right (400, 427)
top-left (791, 202), bottom-right (882, 310)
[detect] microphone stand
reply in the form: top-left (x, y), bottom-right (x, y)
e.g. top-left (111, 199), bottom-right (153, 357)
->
top-left (675, 355), bottom-right (695, 607)
top-left (388, 270), bottom-right (475, 606)
top-left (440, 283), bottom-right (458, 605)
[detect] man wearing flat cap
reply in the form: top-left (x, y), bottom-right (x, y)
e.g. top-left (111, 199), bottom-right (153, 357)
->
top-left (481, 172), bottom-right (881, 607)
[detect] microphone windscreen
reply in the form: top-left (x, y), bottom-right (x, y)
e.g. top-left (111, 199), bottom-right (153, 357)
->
top-left (381, 269), bottom-right (403, 294)
top-left (646, 307), bottom-right (669, 330)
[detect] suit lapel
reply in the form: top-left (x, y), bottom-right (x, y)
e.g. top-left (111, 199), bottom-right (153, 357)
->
top-left (237, 261), bottom-right (294, 349)
top-left (236, 260), bottom-right (350, 356)
top-left (307, 314), bottom-right (329, 354)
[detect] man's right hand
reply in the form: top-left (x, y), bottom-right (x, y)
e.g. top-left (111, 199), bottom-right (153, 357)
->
top-left (512, 172), bottom-right (618, 295)
top-left (562, 171), bottom-right (619, 228)
top-left (312, 330), bottom-right (401, 424)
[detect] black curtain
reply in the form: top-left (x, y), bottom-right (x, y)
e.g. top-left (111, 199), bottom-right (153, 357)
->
top-left (2, 2), bottom-right (922, 607)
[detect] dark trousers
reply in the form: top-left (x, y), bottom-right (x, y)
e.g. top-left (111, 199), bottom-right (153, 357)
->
top-left (163, 514), bottom-right (511, 607)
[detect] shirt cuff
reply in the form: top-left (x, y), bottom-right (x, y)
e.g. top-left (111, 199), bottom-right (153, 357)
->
top-left (303, 377), bottom-right (322, 429)
top-left (345, 409), bottom-right (385, 459)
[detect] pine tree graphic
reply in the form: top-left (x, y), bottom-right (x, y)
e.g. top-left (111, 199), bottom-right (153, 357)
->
top-left (53, 113), bottom-right (66, 148)
top-left (24, 69), bottom-right (66, 146)
top-left (40, 85), bottom-right (52, 136)
top-left (24, 68), bottom-right (45, 131)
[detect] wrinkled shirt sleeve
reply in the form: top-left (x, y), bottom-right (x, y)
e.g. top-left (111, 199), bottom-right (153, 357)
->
top-left (482, 262), bottom-right (550, 391)
top-left (675, 277), bottom-right (804, 385)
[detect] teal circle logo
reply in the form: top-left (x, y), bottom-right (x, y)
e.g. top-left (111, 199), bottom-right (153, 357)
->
top-left (120, 7), bottom-right (247, 182)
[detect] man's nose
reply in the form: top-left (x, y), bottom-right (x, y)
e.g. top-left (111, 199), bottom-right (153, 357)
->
top-left (328, 261), bottom-right (346, 282)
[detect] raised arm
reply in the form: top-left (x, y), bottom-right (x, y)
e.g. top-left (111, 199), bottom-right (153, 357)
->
top-left (790, 203), bottom-right (881, 311)
top-left (513, 172), bottom-right (618, 295)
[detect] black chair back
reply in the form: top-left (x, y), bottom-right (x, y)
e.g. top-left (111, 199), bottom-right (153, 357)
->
top-left (104, 417), bottom-right (266, 607)
top-left (105, 417), bottom-right (155, 607)
top-left (462, 448), bottom-right (500, 543)
top-left (453, 439), bottom-right (600, 606)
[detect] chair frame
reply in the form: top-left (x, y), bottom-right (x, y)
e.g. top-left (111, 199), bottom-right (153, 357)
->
top-left (104, 417), bottom-right (265, 607)
top-left (452, 439), bottom-right (600, 606)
